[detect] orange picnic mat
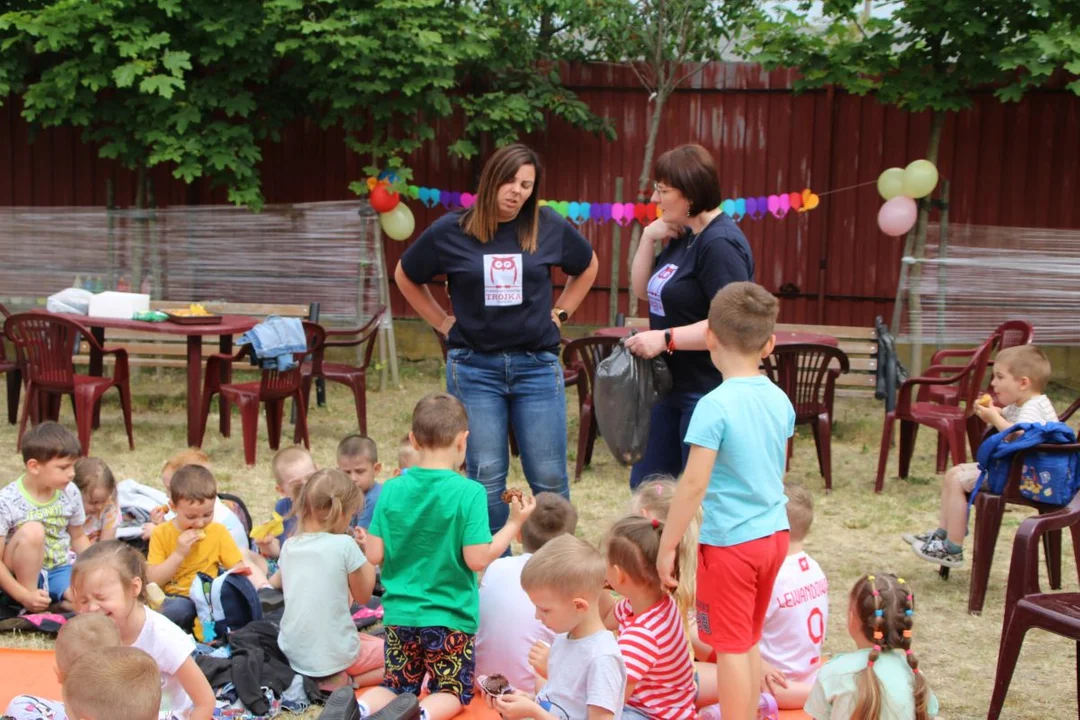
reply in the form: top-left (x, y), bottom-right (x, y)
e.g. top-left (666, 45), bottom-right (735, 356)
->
top-left (0, 648), bottom-right (808, 720)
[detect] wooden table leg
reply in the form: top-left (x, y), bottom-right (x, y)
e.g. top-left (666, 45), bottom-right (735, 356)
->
top-left (186, 335), bottom-right (203, 448)
top-left (89, 327), bottom-right (105, 429)
top-left (219, 335), bottom-right (232, 438)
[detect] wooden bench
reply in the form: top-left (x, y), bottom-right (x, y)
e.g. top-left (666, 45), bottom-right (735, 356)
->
top-left (73, 301), bottom-right (319, 368)
top-left (621, 318), bottom-right (878, 398)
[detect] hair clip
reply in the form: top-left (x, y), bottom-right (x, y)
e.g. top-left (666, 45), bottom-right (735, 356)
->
top-left (905, 609), bottom-right (914, 616)
top-left (872, 645), bottom-right (881, 652)
top-left (867, 661), bottom-right (875, 668)
top-left (903, 630), bottom-right (912, 638)
top-left (874, 609), bottom-right (884, 617)
top-left (906, 649), bottom-right (914, 655)
top-left (897, 577), bottom-right (906, 584)
top-left (871, 590), bottom-right (880, 597)
top-left (873, 632), bottom-right (883, 639)
top-left (650, 518), bottom-right (660, 529)
top-left (867, 575), bottom-right (876, 582)
top-left (906, 594), bottom-right (913, 602)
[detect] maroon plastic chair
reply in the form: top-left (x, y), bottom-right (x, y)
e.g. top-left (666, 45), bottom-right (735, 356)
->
top-left (987, 492), bottom-right (1080, 718)
top-left (763, 343), bottom-right (850, 492)
top-left (964, 398), bottom-right (1080, 615)
top-left (4, 313), bottom-right (134, 455)
top-left (199, 321), bottom-right (325, 466)
top-left (924, 321), bottom-right (1034, 471)
top-left (874, 336), bottom-right (994, 492)
top-left (300, 308), bottom-right (384, 436)
top-left (0, 302), bottom-right (19, 425)
top-left (433, 329), bottom-right (583, 460)
top-left (562, 336), bottom-right (620, 482)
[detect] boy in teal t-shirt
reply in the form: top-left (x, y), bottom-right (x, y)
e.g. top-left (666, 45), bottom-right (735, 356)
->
top-left (364, 392), bottom-right (535, 720)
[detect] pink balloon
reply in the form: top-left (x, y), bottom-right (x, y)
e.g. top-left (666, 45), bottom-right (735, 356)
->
top-left (878, 196), bottom-right (918, 237)
top-left (767, 195), bottom-right (780, 217)
top-left (623, 203), bottom-right (636, 226)
top-left (611, 203), bottom-right (624, 222)
top-left (460, 193), bottom-right (475, 209)
top-left (778, 194), bottom-right (791, 215)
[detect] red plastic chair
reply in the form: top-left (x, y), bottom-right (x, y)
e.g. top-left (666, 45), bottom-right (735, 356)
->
top-left (433, 330), bottom-right (583, 460)
top-left (4, 313), bottom-right (134, 455)
top-left (199, 321), bottom-right (325, 466)
top-left (964, 398), bottom-right (1080, 615)
top-left (562, 336), bottom-right (620, 482)
top-left (0, 302), bottom-right (20, 425)
top-left (763, 343), bottom-right (850, 492)
top-left (987, 491), bottom-right (1080, 718)
top-left (874, 336), bottom-right (994, 492)
top-left (300, 308), bottom-right (384, 436)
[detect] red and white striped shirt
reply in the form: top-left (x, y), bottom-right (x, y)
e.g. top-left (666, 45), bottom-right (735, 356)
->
top-left (615, 595), bottom-right (697, 720)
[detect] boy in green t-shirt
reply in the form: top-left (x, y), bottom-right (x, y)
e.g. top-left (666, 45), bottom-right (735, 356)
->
top-left (363, 392), bottom-right (535, 720)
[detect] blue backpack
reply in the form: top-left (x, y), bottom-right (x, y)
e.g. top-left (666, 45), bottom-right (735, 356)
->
top-left (189, 569), bottom-right (263, 644)
top-left (971, 421), bottom-right (1080, 507)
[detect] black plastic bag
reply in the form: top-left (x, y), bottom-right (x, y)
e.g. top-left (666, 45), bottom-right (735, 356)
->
top-left (593, 339), bottom-right (673, 466)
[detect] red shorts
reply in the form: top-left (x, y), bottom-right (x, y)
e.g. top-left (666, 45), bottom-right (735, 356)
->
top-left (696, 531), bottom-right (789, 654)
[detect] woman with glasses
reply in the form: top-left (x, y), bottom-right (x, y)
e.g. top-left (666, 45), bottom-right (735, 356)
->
top-left (623, 144), bottom-right (755, 489)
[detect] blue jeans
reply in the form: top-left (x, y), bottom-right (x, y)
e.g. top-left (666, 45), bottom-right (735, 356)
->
top-left (446, 349), bottom-right (570, 536)
top-left (629, 391), bottom-right (704, 489)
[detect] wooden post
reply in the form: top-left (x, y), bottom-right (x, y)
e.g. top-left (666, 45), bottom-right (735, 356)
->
top-left (890, 228), bottom-right (916, 343)
top-left (609, 177), bottom-right (624, 325)
top-left (935, 181), bottom-right (951, 351)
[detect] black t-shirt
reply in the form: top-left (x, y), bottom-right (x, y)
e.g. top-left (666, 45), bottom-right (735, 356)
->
top-left (400, 207), bottom-right (594, 353)
top-left (646, 213), bottom-right (755, 395)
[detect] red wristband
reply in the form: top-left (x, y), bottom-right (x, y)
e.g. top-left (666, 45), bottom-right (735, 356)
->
top-left (666, 328), bottom-right (677, 354)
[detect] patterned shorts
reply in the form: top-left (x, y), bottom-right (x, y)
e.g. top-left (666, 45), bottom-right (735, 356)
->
top-left (382, 625), bottom-right (475, 704)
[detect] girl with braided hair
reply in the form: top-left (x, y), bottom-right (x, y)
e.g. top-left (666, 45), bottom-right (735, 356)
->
top-left (805, 573), bottom-right (939, 720)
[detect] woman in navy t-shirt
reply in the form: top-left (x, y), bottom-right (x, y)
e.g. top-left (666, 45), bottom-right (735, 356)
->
top-left (395, 144), bottom-right (599, 535)
top-left (624, 144), bottom-right (755, 488)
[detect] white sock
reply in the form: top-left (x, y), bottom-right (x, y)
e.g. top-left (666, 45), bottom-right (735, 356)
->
top-left (356, 699), bottom-right (370, 717)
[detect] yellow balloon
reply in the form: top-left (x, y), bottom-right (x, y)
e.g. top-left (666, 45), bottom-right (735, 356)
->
top-left (379, 203), bottom-right (415, 241)
top-left (902, 160), bottom-right (938, 199)
top-left (877, 167), bottom-right (905, 201)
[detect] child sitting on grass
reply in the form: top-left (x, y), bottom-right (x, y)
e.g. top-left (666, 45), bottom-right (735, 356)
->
top-left (759, 483), bottom-right (828, 710)
top-left (4, 612), bottom-right (121, 720)
top-left (604, 516), bottom-right (695, 720)
top-left (63, 646), bottom-right (163, 720)
top-left (488, 534), bottom-right (626, 720)
top-left (0, 422), bottom-right (89, 613)
top-left (361, 392), bottom-right (536, 720)
top-left (256, 446), bottom-right (318, 561)
top-left (143, 450), bottom-right (248, 552)
top-left (271, 468), bottom-right (383, 691)
top-left (476, 492), bottom-right (577, 695)
top-left (658, 282), bottom-right (795, 720)
top-left (337, 434), bottom-right (383, 530)
top-left (903, 345), bottom-right (1058, 569)
top-left (73, 541), bottom-right (216, 719)
top-left (147, 464), bottom-right (267, 632)
top-left (73, 458), bottom-right (119, 544)
top-left (806, 574), bottom-right (938, 720)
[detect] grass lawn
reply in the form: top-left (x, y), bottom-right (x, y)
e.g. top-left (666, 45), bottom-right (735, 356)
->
top-left (0, 360), bottom-right (1076, 719)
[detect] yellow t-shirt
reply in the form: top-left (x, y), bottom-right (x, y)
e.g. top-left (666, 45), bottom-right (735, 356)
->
top-left (148, 521), bottom-right (243, 597)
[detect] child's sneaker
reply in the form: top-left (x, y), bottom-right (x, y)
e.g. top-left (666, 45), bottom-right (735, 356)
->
top-left (900, 528), bottom-right (943, 547)
top-left (913, 537), bottom-right (964, 568)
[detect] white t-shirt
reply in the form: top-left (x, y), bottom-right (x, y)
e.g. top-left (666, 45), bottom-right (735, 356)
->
top-left (537, 631), bottom-right (626, 720)
top-left (760, 551), bottom-right (828, 684)
top-left (476, 553), bottom-right (554, 695)
top-left (1002, 394), bottom-right (1057, 425)
top-left (133, 607), bottom-right (197, 719)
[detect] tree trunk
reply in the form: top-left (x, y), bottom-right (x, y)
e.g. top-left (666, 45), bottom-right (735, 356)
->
top-left (906, 108), bottom-right (945, 375)
top-left (627, 83), bottom-right (670, 317)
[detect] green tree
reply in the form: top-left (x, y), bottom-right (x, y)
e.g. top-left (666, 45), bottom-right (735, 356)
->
top-left (590, 0), bottom-right (759, 313)
top-left (997, 5), bottom-right (1080, 99)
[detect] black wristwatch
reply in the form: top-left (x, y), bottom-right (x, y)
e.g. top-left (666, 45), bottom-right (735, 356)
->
top-left (553, 307), bottom-right (569, 323)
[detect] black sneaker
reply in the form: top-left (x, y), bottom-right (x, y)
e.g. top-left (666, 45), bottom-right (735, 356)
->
top-left (258, 587), bottom-right (284, 614)
top-left (368, 693), bottom-right (421, 720)
top-left (913, 538), bottom-right (964, 568)
top-left (318, 686), bottom-right (360, 720)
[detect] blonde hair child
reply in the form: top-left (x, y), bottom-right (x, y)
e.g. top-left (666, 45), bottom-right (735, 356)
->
top-left (270, 469), bottom-right (382, 690)
top-left (72, 458), bottom-right (119, 544)
top-left (63, 647), bottom-right (161, 720)
top-left (806, 574), bottom-right (938, 720)
top-left (71, 541), bottom-right (215, 720)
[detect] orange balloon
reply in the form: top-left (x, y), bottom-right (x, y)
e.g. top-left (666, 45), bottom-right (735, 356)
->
top-left (801, 189), bottom-right (820, 211)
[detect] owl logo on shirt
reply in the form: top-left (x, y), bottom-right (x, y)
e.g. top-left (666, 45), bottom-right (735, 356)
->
top-left (489, 255), bottom-right (519, 287)
top-left (483, 253), bottom-right (524, 307)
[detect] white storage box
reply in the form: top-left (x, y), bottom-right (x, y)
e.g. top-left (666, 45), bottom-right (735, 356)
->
top-left (88, 291), bottom-right (150, 319)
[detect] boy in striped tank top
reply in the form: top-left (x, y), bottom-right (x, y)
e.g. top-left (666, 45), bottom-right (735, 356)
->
top-left (603, 516), bottom-right (696, 720)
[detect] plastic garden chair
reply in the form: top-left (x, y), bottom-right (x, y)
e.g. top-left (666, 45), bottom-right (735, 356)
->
top-left (962, 397), bottom-right (1080, 615)
top-left (874, 336), bottom-right (994, 492)
top-left (4, 312), bottom-right (134, 455)
top-left (987, 491), bottom-right (1080, 718)
top-left (562, 336), bottom-right (620, 482)
top-left (0, 302), bottom-right (19, 425)
top-left (198, 321), bottom-right (325, 466)
top-left (763, 343), bottom-right (850, 492)
top-left (300, 308), bottom-right (384, 436)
